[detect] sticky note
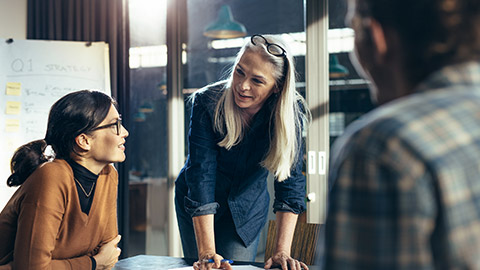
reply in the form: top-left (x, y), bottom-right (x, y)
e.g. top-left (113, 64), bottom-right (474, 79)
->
top-left (6, 82), bottom-right (21, 96)
top-left (6, 138), bottom-right (18, 149)
top-left (5, 119), bottom-right (20, 132)
top-left (6, 101), bottom-right (21, 115)
top-left (6, 138), bottom-right (19, 155)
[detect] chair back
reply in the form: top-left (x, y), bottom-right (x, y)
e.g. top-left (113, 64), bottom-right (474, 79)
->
top-left (264, 219), bottom-right (321, 265)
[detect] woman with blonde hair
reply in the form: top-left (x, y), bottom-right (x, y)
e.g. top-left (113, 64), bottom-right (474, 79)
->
top-left (175, 34), bottom-right (310, 270)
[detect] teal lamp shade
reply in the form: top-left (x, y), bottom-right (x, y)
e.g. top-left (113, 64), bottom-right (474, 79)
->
top-left (203, 5), bottom-right (247, 39)
top-left (139, 102), bottom-right (154, 113)
top-left (133, 111), bottom-right (146, 122)
top-left (329, 54), bottom-right (349, 78)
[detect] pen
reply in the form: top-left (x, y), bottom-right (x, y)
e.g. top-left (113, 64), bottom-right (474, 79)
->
top-left (201, 259), bottom-right (234, 264)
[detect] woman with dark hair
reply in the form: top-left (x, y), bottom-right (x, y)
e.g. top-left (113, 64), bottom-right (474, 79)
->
top-left (0, 90), bottom-right (129, 270)
top-left (175, 34), bottom-right (310, 270)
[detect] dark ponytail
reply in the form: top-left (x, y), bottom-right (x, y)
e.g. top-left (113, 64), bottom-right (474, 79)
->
top-left (7, 139), bottom-right (51, 187)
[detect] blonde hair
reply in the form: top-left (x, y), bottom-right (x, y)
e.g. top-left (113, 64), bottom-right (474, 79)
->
top-left (213, 35), bottom-right (310, 181)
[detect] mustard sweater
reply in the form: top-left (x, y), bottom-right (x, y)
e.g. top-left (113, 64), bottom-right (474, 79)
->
top-left (0, 159), bottom-right (118, 269)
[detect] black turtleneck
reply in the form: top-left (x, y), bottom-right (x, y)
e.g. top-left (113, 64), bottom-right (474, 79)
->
top-left (65, 159), bottom-right (99, 270)
top-left (66, 159), bottom-right (99, 215)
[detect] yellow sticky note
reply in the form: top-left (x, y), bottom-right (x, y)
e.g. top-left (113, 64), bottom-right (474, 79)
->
top-left (6, 82), bottom-right (21, 96)
top-left (6, 138), bottom-right (19, 156)
top-left (6, 101), bottom-right (21, 115)
top-left (5, 119), bottom-right (20, 132)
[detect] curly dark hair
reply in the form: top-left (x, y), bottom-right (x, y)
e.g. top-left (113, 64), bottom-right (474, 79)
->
top-left (356, 0), bottom-right (480, 84)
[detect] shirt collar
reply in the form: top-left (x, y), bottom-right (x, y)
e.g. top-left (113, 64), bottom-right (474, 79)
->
top-left (414, 61), bottom-right (480, 93)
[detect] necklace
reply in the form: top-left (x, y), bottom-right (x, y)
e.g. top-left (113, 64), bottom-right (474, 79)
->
top-left (74, 178), bottom-right (95, 197)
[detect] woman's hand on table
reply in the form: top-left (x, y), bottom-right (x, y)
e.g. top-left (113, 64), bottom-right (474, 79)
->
top-left (193, 252), bottom-right (233, 270)
top-left (264, 251), bottom-right (308, 270)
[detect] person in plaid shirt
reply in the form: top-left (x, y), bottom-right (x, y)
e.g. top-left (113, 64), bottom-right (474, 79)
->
top-left (325, 0), bottom-right (480, 269)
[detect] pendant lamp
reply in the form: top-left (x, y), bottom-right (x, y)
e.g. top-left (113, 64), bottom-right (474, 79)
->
top-left (329, 54), bottom-right (349, 78)
top-left (139, 102), bottom-right (154, 113)
top-left (133, 111), bottom-right (146, 122)
top-left (203, 5), bottom-right (247, 39)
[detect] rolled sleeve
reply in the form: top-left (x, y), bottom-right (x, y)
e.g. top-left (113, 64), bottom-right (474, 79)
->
top-left (273, 201), bottom-right (302, 214)
top-left (273, 142), bottom-right (307, 214)
top-left (272, 184), bottom-right (306, 214)
top-left (184, 197), bottom-right (220, 217)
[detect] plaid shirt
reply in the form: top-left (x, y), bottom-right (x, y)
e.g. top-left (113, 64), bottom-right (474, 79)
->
top-left (325, 61), bottom-right (480, 269)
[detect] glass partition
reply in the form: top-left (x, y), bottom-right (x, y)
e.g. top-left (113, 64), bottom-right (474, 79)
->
top-left (328, 0), bottom-right (374, 144)
top-left (127, 0), bottom-right (169, 256)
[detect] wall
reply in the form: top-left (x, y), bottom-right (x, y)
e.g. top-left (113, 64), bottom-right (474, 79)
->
top-left (0, 0), bottom-right (27, 210)
top-left (0, 0), bottom-right (27, 39)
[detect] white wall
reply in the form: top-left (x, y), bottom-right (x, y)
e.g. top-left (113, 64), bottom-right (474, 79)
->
top-left (0, 0), bottom-right (27, 39)
top-left (0, 0), bottom-right (27, 210)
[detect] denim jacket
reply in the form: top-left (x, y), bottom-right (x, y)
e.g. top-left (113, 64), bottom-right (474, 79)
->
top-left (175, 81), bottom-right (306, 246)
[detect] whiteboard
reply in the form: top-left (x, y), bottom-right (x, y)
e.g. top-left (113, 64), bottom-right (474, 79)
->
top-left (0, 38), bottom-right (110, 210)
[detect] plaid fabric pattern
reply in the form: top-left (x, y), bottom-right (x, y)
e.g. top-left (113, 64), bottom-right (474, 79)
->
top-left (325, 61), bottom-right (480, 269)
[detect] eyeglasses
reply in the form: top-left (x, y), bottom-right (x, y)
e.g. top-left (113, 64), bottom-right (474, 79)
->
top-left (251, 34), bottom-right (286, 57)
top-left (91, 117), bottom-right (122, 135)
